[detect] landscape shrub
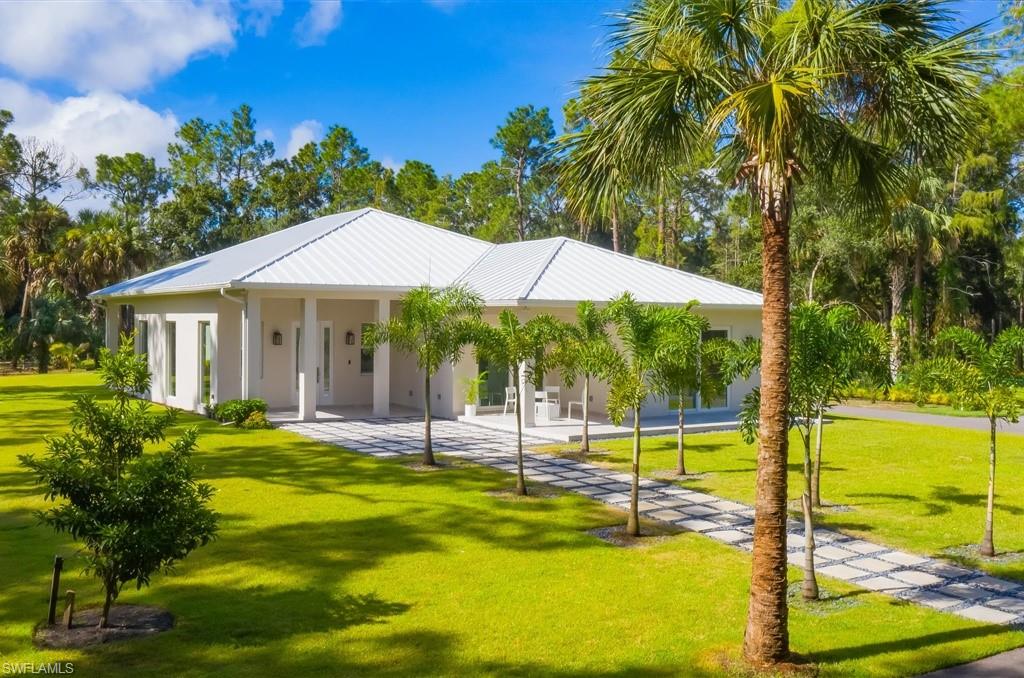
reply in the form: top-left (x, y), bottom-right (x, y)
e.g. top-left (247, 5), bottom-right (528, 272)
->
top-left (211, 398), bottom-right (268, 426)
top-left (240, 411), bottom-right (272, 430)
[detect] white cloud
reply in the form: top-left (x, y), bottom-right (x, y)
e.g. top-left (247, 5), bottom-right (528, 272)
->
top-left (0, 79), bottom-right (178, 170)
top-left (242, 0), bottom-right (284, 37)
top-left (286, 120), bottom-right (324, 157)
top-left (0, 1), bottom-right (237, 92)
top-left (294, 1), bottom-right (342, 47)
top-left (380, 155), bottom-right (402, 172)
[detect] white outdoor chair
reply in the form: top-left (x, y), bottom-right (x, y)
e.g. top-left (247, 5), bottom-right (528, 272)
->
top-left (543, 386), bottom-right (561, 410)
top-left (502, 386), bottom-right (517, 415)
top-left (567, 400), bottom-right (584, 420)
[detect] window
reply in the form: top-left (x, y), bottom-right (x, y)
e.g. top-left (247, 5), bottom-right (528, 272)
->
top-left (478, 357), bottom-right (509, 407)
top-left (360, 323), bottom-right (373, 374)
top-left (700, 329), bottom-right (729, 409)
top-left (166, 321), bottom-right (177, 396)
top-left (322, 325), bottom-right (331, 391)
top-left (136, 319), bottom-right (148, 356)
top-left (260, 321), bottom-right (265, 379)
top-left (199, 321), bottom-right (213, 406)
top-left (294, 326), bottom-right (301, 391)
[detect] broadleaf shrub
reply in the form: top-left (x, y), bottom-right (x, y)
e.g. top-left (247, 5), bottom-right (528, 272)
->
top-left (211, 398), bottom-right (268, 426)
top-left (240, 411), bottom-right (272, 430)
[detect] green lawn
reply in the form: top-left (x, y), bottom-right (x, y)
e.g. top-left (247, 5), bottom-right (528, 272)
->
top-left (554, 416), bottom-right (1024, 582)
top-left (2, 372), bottom-right (1023, 677)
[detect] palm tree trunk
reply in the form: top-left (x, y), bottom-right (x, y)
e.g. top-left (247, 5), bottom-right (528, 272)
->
top-left (801, 426), bottom-right (819, 600)
top-left (811, 409), bottom-right (824, 508)
top-left (743, 169), bottom-right (791, 666)
top-left (580, 375), bottom-right (590, 455)
top-left (676, 394), bottom-right (686, 476)
top-left (423, 372), bottom-right (435, 465)
top-left (515, 381), bottom-right (527, 496)
top-left (657, 179), bottom-right (666, 264)
top-left (888, 259), bottom-right (906, 380)
top-left (911, 238), bottom-right (925, 356)
top-left (626, 408), bottom-right (641, 536)
top-left (610, 200), bottom-right (621, 253)
top-left (980, 415), bottom-right (997, 557)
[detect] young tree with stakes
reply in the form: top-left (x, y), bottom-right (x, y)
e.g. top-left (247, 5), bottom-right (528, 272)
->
top-left (365, 285), bottom-right (483, 466)
top-left (557, 1), bottom-right (985, 662)
top-left (474, 311), bottom-right (561, 496)
top-left (912, 326), bottom-right (1024, 557)
top-left (20, 337), bottom-right (217, 628)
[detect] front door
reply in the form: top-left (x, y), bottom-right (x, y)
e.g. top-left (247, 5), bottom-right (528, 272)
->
top-left (291, 321), bottom-right (334, 406)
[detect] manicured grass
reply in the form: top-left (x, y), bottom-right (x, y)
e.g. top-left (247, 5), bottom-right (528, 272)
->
top-left (2, 372), bottom-right (1022, 676)
top-left (550, 416), bottom-right (1024, 582)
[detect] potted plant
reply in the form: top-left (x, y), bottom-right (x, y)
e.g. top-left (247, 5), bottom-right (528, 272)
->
top-left (461, 372), bottom-right (486, 416)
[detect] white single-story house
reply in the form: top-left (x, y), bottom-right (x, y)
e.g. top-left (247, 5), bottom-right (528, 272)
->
top-left (89, 208), bottom-right (762, 430)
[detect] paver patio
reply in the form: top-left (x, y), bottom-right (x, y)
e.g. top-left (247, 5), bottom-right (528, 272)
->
top-left (282, 416), bottom-right (1024, 628)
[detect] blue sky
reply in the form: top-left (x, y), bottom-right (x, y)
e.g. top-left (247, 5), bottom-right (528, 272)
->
top-left (0, 0), bottom-right (1007, 181)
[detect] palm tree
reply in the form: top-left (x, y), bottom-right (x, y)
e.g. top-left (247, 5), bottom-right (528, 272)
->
top-left (912, 326), bottom-right (1024, 557)
top-left (605, 293), bottom-right (703, 535)
top-left (551, 301), bottom-right (617, 455)
top-left (474, 311), bottom-right (561, 495)
top-left (742, 302), bottom-right (884, 600)
top-left (365, 285), bottom-right (482, 465)
top-left (557, 1), bottom-right (984, 663)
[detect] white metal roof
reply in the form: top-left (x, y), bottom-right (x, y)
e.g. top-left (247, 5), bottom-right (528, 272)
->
top-left (91, 208), bottom-right (761, 308)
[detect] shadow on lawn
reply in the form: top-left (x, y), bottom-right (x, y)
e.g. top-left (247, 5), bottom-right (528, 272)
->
top-left (806, 621), bottom-right (1017, 665)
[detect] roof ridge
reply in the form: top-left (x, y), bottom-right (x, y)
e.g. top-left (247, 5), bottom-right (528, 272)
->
top-left (363, 207), bottom-right (492, 247)
top-left (452, 242), bottom-right (499, 288)
top-left (236, 208), bottom-right (373, 283)
top-left (563, 236), bottom-right (761, 299)
top-left (518, 237), bottom-right (568, 300)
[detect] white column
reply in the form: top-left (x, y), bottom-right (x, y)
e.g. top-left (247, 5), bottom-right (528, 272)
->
top-left (298, 295), bottom-right (318, 421)
top-left (518, 361), bottom-right (536, 428)
top-left (243, 293), bottom-right (261, 399)
top-left (373, 298), bottom-right (391, 416)
top-left (104, 302), bottom-right (120, 351)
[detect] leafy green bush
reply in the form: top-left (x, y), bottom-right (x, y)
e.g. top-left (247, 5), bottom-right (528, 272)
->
top-left (211, 398), bottom-right (267, 426)
top-left (240, 411), bottom-right (272, 430)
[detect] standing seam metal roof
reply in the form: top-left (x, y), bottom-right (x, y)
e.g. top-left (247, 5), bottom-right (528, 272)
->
top-left (90, 208), bottom-right (762, 308)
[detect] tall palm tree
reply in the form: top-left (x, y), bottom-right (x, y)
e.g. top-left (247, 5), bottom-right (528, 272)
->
top-left (557, 0), bottom-right (985, 664)
top-left (365, 285), bottom-right (483, 465)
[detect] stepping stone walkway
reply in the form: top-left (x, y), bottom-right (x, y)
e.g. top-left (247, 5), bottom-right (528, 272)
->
top-left (283, 417), bottom-right (1024, 628)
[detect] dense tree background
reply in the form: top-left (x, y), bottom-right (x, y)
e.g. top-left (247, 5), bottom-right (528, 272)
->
top-left (1, 37), bottom-right (1022, 372)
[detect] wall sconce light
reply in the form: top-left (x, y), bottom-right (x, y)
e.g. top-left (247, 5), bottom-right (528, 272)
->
top-left (345, 330), bottom-right (356, 345)
top-left (271, 330), bottom-right (283, 346)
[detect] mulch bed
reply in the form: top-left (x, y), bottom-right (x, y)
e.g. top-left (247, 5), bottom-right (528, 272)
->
top-left (586, 525), bottom-right (679, 548)
top-left (34, 604), bottom-right (173, 649)
top-left (942, 544), bottom-right (1024, 564)
top-left (486, 487), bottom-right (563, 500)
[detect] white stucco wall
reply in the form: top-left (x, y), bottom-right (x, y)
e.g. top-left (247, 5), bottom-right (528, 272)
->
top-left (117, 291), bottom-right (761, 421)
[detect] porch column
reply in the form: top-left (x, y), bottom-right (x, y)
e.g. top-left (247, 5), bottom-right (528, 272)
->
top-left (518, 361), bottom-right (535, 428)
top-left (373, 298), bottom-right (390, 416)
top-left (243, 293), bottom-right (261, 399)
top-left (104, 302), bottom-right (120, 350)
top-left (298, 295), bottom-right (318, 421)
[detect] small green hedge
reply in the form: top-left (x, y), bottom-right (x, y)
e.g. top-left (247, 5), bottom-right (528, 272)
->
top-left (210, 399), bottom-right (268, 426)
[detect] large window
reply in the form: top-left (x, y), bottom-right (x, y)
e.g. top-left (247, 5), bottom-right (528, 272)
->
top-left (166, 321), bottom-right (177, 396)
top-left (199, 321), bottom-right (213, 406)
top-left (700, 329), bottom-right (729, 409)
top-left (360, 323), bottom-right (373, 374)
top-left (136, 319), bottom-right (148, 357)
top-left (478, 357), bottom-right (509, 407)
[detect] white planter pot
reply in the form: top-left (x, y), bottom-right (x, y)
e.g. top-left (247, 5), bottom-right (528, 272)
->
top-left (464, 404), bottom-right (477, 417)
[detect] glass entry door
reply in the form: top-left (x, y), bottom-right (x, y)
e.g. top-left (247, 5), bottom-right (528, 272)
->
top-left (292, 321), bottom-right (334, 406)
